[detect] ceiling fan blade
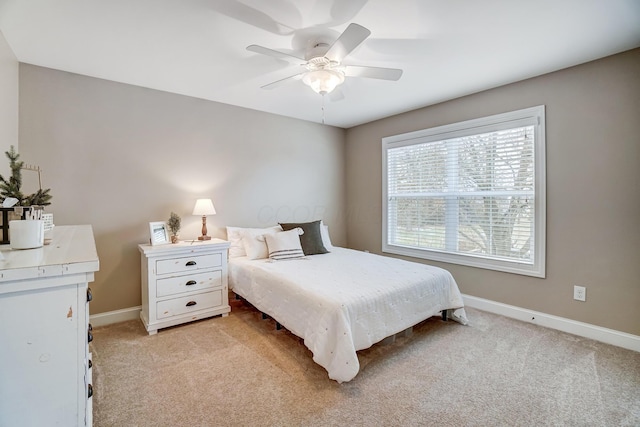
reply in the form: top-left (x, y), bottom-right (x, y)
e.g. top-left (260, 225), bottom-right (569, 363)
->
top-left (344, 65), bottom-right (403, 81)
top-left (247, 45), bottom-right (305, 62)
top-left (309, 0), bottom-right (367, 27)
top-left (325, 23), bottom-right (371, 63)
top-left (364, 39), bottom-right (436, 58)
top-left (329, 0), bottom-right (369, 26)
top-left (260, 72), bottom-right (304, 90)
top-left (210, 0), bottom-right (297, 35)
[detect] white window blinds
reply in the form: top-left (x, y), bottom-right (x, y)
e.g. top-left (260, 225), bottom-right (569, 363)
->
top-left (382, 106), bottom-right (546, 277)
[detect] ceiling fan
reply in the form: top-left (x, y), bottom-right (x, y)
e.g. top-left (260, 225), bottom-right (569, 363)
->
top-left (246, 23), bottom-right (403, 96)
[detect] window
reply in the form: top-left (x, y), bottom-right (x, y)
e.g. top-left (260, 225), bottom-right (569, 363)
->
top-left (382, 106), bottom-right (546, 277)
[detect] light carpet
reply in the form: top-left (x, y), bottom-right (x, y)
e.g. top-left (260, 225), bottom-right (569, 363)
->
top-left (91, 300), bottom-right (640, 426)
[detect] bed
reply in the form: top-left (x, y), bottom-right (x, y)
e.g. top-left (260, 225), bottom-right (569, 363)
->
top-left (227, 224), bottom-right (468, 383)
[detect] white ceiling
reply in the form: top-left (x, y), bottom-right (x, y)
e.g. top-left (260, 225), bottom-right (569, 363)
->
top-left (1, 0), bottom-right (639, 128)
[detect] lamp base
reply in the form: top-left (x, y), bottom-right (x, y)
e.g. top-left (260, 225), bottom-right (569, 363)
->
top-left (198, 235), bottom-right (212, 241)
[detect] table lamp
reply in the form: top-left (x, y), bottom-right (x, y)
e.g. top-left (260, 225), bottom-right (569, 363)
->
top-left (192, 198), bottom-right (216, 241)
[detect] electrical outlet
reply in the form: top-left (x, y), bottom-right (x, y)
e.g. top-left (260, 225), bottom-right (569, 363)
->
top-left (573, 285), bottom-right (586, 302)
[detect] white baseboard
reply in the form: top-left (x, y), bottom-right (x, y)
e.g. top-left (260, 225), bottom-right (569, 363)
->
top-left (463, 294), bottom-right (640, 353)
top-left (90, 306), bottom-right (141, 327)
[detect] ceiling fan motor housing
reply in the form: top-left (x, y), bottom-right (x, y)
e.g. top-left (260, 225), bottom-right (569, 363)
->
top-left (305, 42), bottom-right (330, 61)
top-left (306, 56), bottom-right (338, 71)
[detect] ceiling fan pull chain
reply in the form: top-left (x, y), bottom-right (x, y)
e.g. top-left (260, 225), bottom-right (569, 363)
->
top-left (321, 95), bottom-right (325, 125)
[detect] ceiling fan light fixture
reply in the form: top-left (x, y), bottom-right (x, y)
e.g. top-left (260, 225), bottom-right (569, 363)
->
top-left (302, 69), bottom-right (345, 95)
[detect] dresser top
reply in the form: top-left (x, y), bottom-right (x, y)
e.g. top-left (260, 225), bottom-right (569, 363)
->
top-left (0, 225), bottom-right (99, 282)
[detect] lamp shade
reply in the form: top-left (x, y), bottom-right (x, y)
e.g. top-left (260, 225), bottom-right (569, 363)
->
top-left (192, 198), bottom-right (216, 216)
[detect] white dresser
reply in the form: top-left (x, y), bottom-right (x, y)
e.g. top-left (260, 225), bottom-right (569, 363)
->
top-left (0, 225), bottom-right (99, 427)
top-left (139, 238), bottom-right (230, 335)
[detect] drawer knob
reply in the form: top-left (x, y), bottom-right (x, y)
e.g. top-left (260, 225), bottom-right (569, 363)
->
top-left (185, 280), bottom-right (197, 286)
top-left (88, 384), bottom-right (93, 399)
top-left (87, 288), bottom-right (93, 302)
top-left (185, 261), bottom-right (197, 266)
top-left (186, 301), bottom-right (197, 307)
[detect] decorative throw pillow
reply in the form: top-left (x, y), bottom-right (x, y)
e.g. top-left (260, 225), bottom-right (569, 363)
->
top-left (241, 227), bottom-right (280, 260)
top-left (264, 228), bottom-right (305, 261)
top-left (279, 220), bottom-right (328, 255)
top-left (320, 222), bottom-right (333, 250)
top-left (226, 225), bottom-right (281, 258)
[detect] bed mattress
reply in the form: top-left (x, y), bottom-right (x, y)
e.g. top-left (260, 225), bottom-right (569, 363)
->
top-left (229, 247), bottom-right (467, 382)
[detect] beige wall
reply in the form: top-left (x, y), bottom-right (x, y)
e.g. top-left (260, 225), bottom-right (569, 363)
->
top-left (18, 64), bottom-right (346, 314)
top-left (0, 30), bottom-right (18, 176)
top-left (346, 48), bottom-right (640, 335)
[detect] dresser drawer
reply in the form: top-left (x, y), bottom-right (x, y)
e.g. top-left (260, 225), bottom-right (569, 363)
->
top-left (156, 270), bottom-right (222, 298)
top-left (156, 290), bottom-right (223, 319)
top-left (156, 253), bottom-right (222, 275)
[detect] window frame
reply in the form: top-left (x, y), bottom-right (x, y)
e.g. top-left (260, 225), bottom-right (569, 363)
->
top-left (382, 105), bottom-right (546, 278)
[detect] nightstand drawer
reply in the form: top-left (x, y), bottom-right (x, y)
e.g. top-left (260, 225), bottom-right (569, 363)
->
top-left (156, 290), bottom-right (223, 319)
top-left (156, 253), bottom-right (222, 275)
top-left (156, 270), bottom-right (222, 298)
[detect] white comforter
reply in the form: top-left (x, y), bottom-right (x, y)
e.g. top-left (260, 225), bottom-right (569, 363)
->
top-left (228, 247), bottom-right (468, 383)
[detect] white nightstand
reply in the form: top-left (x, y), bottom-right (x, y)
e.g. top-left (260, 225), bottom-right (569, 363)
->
top-left (138, 238), bottom-right (230, 335)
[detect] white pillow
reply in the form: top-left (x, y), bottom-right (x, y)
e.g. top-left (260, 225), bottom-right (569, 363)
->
top-left (226, 225), bottom-right (281, 258)
top-left (241, 227), bottom-right (281, 260)
top-left (321, 223), bottom-right (334, 250)
top-left (264, 228), bottom-right (305, 261)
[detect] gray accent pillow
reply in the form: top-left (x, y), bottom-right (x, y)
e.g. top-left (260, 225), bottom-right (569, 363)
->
top-left (279, 220), bottom-right (328, 255)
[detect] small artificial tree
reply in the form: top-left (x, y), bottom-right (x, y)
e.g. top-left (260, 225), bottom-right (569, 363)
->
top-left (167, 211), bottom-right (181, 243)
top-left (0, 146), bottom-right (52, 206)
top-left (0, 146), bottom-right (25, 205)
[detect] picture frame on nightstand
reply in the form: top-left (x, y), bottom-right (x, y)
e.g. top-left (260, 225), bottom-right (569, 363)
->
top-left (149, 221), bottom-right (170, 245)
